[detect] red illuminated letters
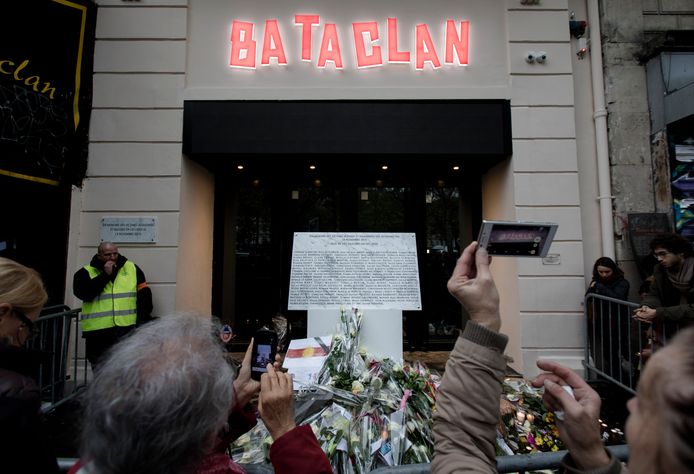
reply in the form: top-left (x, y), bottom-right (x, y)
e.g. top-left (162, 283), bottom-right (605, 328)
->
top-left (445, 20), bottom-right (469, 65)
top-left (295, 14), bottom-right (320, 61)
top-left (387, 18), bottom-right (410, 63)
top-left (353, 22), bottom-right (382, 68)
top-left (415, 24), bottom-right (440, 70)
top-left (261, 20), bottom-right (287, 65)
top-left (317, 23), bottom-right (343, 69)
top-left (230, 20), bottom-right (256, 68)
top-left (229, 15), bottom-right (471, 71)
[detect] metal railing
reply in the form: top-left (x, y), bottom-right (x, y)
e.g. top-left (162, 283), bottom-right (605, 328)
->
top-left (584, 294), bottom-right (642, 394)
top-left (52, 298), bottom-right (644, 473)
top-left (583, 293), bottom-right (685, 394)
top-left (59, 445), bottom-right (628, 473)
top-left (29, 305), bottom-right (89, 412)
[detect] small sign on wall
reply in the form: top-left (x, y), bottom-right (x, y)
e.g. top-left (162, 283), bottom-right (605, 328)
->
top-left (100, 217), bottom-right (157, 243)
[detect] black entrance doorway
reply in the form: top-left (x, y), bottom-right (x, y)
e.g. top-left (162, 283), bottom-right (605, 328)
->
top-left (0, 175), bottom-right (71, 305)
top-left (211, 157), bottom-right (482, 350)
top-left (184, 99), bottom-right (512, 350)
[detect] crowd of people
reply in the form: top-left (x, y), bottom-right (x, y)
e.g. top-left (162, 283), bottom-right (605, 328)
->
top-left (434, 240), bottom-right (694, 473)
top-left (1, 235), bottom-right (693, 473)
top-left (585, 233), bottom-right (694, 378)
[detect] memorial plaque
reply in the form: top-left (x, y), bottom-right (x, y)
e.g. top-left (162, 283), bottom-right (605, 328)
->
top-left (288, 232), bottom-right (422, 310)
top-left (100, 217), bottom-right (157, 243)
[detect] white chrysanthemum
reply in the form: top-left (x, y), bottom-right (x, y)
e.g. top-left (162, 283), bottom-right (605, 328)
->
top-left (370, 377), bottom-right (383, 390)
top-left (351, 380), bottom-right (365, 394)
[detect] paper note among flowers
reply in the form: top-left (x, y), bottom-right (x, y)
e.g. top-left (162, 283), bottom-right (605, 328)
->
top-left (283, 335), bottom-right (333, 390)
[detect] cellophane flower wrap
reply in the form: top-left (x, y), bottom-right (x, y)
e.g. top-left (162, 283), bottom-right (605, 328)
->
top-left (309, 308), bottom-right (438, 471)
top-left (228, 419), bottom-right (272, 465)
top-left (230, 307), bottom-right (439, 472)
top-left (496, 377), bottom-right (624, 455)
top-left (497, 378), bottom-right (566, 455)
top-left (230, 307), bottom-right (614, 471)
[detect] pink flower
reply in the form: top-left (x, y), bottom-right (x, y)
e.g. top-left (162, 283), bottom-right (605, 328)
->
top-left (526, 433), bottom-right (536, 447)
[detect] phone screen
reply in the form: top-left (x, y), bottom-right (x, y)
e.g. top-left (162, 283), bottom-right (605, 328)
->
top-left (251, 343), bottom-right (273, 376)
top-left (251, 330), bottom-right (278, 380)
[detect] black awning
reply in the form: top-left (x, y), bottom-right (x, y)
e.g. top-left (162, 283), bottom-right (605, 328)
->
top-left (183, 99), bottom-right (511, 162)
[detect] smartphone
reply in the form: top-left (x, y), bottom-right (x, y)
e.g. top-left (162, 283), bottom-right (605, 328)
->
top-left (477, 220), bottom-right (558, 257)
top-left (250, 329), bottom-right (279, 381)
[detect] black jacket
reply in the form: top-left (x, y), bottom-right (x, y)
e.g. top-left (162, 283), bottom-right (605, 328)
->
top-left (585, 276), bottom-right (630, 301)
top-left (641, 262), bottom-right (694, 342)
top-left (73, 253), bottom-right (153, 325)
top-left (0, 343), bottom-right (60, 473)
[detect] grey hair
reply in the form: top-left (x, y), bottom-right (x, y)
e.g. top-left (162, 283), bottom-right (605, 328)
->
top-left (80, 314), bottom-right (236, 474)
top-left (649, 326), bottom-right (694, 473)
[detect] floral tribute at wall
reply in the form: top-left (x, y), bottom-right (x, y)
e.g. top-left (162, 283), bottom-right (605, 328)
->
top-left (230, 308), bottom-right (622, 471)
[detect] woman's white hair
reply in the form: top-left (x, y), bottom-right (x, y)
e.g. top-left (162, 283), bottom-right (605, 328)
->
top-left (80, 313), bottom-right (235, 474)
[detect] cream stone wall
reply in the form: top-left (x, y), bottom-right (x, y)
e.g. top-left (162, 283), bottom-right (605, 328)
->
top-left (66, 0), bottom-right (207, 319)
top-left (504, 0), bottom-right (587, 376)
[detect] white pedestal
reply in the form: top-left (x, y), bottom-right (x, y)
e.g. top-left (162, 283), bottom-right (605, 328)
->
top-left (307, 309), bottom-right (403, 362)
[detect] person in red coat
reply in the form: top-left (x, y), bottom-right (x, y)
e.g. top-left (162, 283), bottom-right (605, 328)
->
top-left (68, 314), bottom-right (331, 474)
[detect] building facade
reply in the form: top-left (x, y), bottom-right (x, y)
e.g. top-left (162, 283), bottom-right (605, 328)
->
top-left (599, 0), bottom-right (694, 291)
top-left (56, 0), bottom-right (618, 376)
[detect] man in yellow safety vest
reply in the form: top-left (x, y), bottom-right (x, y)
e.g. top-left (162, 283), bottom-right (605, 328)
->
top-left (73, 242), bottom-right (153, 369)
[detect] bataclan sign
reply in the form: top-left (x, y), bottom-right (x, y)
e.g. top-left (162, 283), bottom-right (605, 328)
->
top-left (229, 16), bottom-right (470, 71)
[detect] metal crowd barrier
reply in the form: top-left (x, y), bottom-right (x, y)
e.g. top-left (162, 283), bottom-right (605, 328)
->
top-left (583, 293), bottom-right (683, 395)
top-left (59, 445), bottom-right (629, 473)
top-left (52, 299), bottom-right (642, 473)
top-left (29, 305), bottom-right (89, 412)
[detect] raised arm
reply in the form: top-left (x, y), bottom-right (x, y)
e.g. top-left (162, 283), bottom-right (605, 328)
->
top-left (432, 242), bottom-right (508, 473)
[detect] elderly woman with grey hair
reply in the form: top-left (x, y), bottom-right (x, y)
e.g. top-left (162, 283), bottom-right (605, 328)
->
top-left (68, 314), bottom-right (332, 474)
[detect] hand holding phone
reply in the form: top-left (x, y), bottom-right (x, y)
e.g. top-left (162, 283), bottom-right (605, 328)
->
top-left (447, 241), bottom-right (501, 332)
top-left (251, 329), bottom-right (279, 381)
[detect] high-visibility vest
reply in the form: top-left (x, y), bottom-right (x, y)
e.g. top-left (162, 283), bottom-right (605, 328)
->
top-left (80, 261), bottom-right (138, 332)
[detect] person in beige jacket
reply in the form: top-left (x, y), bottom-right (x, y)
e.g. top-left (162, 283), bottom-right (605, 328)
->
top-left (433, 241), bottom-right (694, 474)
top-left (432, 241), bottom-right (508, 473)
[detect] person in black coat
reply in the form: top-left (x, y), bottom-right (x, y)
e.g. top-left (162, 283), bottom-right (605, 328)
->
top-left (586, 257), bottom-right (630, 300)
top-left (73, 242), bottom-right (154, 369)
top-left (585, 257), bottom-right (631, 380)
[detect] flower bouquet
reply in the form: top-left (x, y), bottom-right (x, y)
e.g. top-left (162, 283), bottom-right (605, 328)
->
top-left (497, 377), bottom-right (566, 455)
top-left (233, 307), bottom-right (616, 471)
top-left (230, 307), bottom-right (438, 472)
top-left (228, 419), bottom-right (272, 465)
top-left (497, 377), bottom-right (625, 456)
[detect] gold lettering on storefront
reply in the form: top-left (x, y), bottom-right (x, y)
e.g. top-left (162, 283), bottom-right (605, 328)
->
top-left (0, 58), bottom-right (57, 99)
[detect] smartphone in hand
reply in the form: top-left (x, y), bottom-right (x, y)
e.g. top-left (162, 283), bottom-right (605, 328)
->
top-left (250, 329), bottom-right (279, 381)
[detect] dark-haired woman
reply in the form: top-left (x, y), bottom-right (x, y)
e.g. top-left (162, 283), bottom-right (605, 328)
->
top-left (585, 257), bottom-right (630, 381)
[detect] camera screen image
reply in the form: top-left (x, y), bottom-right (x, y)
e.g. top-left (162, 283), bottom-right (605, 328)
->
top-left (252, 343), bottom-right (273, 373)
top-left (486, 224), bottom-right (550, 256)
